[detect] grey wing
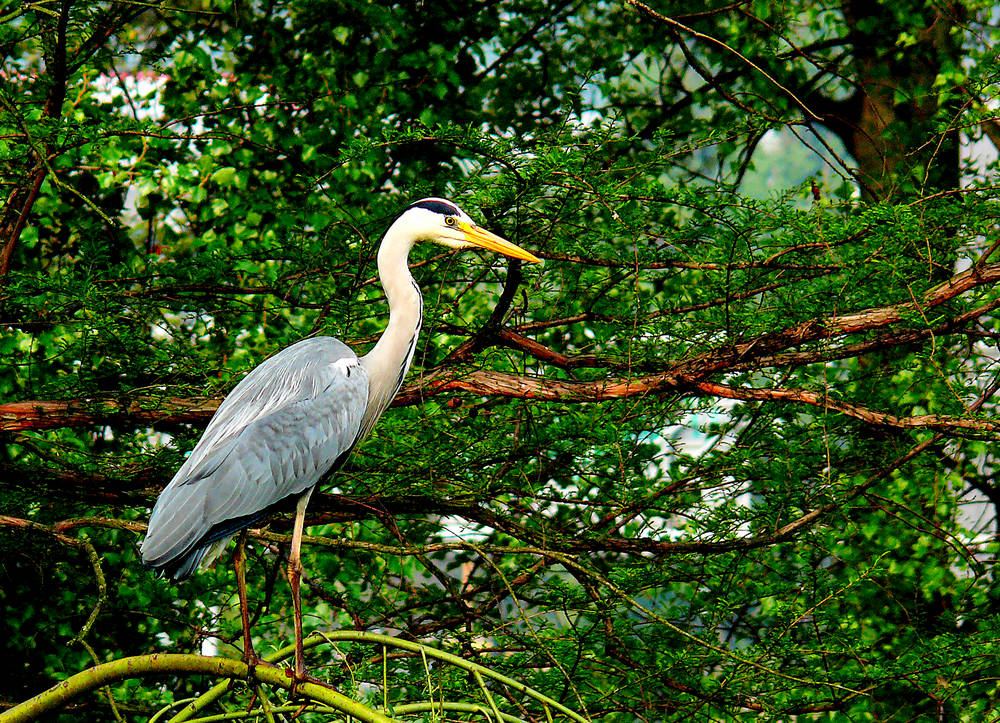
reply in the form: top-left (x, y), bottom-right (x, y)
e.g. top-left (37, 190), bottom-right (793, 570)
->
top-left (140, 336), bottom-right (368, 577)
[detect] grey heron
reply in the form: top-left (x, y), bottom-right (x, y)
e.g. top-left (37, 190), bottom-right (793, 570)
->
top-left (140, 197), bottom-right (541, 678)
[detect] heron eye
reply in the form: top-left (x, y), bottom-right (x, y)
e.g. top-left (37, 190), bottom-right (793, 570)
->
top-left (445, 216), bottom-right (457, 227)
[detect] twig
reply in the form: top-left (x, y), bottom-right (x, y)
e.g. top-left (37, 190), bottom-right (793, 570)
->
top-left (0, 516), bottom-right (106, 646)
top-left (622, 0), bottom-right (820, 120)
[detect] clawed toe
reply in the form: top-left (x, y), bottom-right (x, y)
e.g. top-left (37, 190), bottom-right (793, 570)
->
top-left (285, 665), bottom-right (323, 697)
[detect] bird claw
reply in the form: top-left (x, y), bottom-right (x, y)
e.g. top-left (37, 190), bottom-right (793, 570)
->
top-left (241, 650), bottom-right (276, 685)
top-left (285, 666), bottom-right (322, 697)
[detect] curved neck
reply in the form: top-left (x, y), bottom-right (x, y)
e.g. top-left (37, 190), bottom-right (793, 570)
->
top-left (358, 223), bottom-right (424, 435)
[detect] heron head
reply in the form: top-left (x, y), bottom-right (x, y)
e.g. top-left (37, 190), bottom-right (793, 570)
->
top-left (402, 197), bottom-right (542, 263)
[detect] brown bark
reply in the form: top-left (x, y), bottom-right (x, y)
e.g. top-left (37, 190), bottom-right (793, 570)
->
top-left (0, 397), bottom-right (222, 432)
top-left (0, 0), bottom-right (72, 278)
top-left (4, 257), bottom-right (1000, 434)
top-left (840, 0), bottom-right (963, 198)
top-left (4, 255), bottom-right (999, 431)
top-left (0, 264), bottom-right (1000, 432)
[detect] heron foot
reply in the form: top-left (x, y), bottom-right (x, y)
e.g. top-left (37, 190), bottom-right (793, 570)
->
top-left (285, 666), bottom-right (323, 697)
top-left (241, 649), bottom-right (276, 685)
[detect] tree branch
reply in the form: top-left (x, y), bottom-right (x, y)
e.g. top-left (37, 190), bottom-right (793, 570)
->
top-left (5, 259), bottom-right (1000, 432)
top-left (622, 0), bottom-right (820, 120)
top-left (0, 397), bottom-right (221, 433)
top-left (0, 653), bottom-right (390, 723)
top-left (0, 0), bottom-right (71, 279)
top-left (692, 380), bottom-right (1000, 435)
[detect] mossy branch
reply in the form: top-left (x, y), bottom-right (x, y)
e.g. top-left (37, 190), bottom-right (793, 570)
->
top-left (0, 654), bottom-right (392, 723)
top-left (168, 632), bottom-right (590, 723)
top-left (1, 634), bottom-right (589, 723)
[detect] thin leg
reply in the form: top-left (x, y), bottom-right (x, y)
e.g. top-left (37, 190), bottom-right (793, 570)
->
top-left (287, 489), bottom-right (314, 683)
top-left (233, 529), bottom-right (260, 667)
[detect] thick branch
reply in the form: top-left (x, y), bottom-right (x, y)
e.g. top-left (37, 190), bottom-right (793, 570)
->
top-left (0, 397), bottom-right (221, 433)
top-left (0, 653), bottom-right (390, 723)
top-left (5, 260), bottom-right (1000, 432)
top-left (683, 260), bottom-right (1000, 377)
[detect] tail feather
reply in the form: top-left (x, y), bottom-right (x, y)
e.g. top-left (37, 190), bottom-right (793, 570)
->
top-left (141, 504), bottom-right (281, 580)
top-left (151, 537), bottom-right (231, 580)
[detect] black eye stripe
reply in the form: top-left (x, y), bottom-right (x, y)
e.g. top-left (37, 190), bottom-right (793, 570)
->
top-left (408, 199), bottom-right (460, 216)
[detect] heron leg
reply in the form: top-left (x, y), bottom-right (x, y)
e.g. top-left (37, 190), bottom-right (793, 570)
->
top-left (233, 529), bottom-right (261, 668)
top-left (286, 489), bottom-right (314, 686)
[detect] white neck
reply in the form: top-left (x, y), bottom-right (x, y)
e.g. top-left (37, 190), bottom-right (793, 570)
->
top-left (358, 221), bottom-right (424, 437)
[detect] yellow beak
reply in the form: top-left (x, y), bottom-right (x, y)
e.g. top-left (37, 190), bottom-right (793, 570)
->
top-left (459, 220), bottom-right (542, 263)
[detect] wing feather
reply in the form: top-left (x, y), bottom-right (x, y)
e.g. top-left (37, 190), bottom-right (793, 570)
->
top-left (141, 337), bottom-right (368, 577)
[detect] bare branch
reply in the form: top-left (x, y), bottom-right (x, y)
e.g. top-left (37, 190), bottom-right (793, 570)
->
top-left (5, 259), bottom-right (1000, 431)
top-left (0, 397), bottom-right (221, 432)
top-left (693, 380), bottom-right (1000, 435)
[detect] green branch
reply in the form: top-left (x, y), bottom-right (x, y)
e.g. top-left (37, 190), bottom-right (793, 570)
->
top-left (0, 654), bottom-right (392, 723)
top-left (0, 634), bottom-right (589, 722)
top-left (167, 632), bottom-right (590, 723)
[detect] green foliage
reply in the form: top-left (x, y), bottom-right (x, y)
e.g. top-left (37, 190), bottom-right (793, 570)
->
top-left (3, 0), bottom-right (1000, 720)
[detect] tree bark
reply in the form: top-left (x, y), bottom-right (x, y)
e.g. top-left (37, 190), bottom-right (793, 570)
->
top-left (0, 0), bottom-right (72, 279)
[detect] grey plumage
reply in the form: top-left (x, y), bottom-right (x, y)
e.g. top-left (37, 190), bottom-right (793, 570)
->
top-left (141, 337), bottom-right (367, 578)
